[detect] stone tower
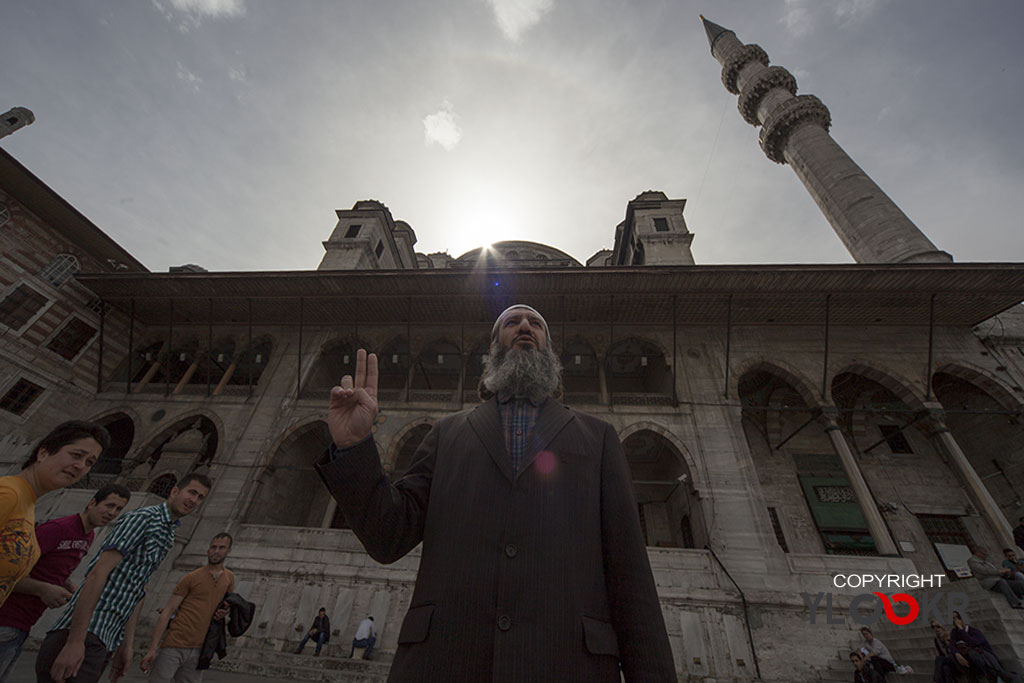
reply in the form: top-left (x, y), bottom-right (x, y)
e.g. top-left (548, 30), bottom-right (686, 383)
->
top-left (611, 191), bottom-right (695, 266)
top-left (318, 200), bottom-right (419, 270)
top-left (701, 17), bottom-right (951, 264)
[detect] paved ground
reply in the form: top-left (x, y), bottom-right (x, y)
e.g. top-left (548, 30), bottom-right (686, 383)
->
top-left (10, 652), bottom-right (297, 682)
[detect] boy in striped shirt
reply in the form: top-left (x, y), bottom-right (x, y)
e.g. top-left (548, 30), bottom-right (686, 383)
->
top-left (37, 473), bottom-right (212, 683)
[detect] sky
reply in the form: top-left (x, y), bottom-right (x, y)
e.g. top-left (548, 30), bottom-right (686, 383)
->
top-left (1, 0), bottom-right (1022, 272)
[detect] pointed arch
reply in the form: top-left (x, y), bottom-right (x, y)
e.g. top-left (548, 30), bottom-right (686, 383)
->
top-left (384, 418), bottom-right (436, 478)
top-left (933, 361), bottom-right (1024, 413)
top-left (733, 358), bottom-right (819, 410)
top-left (831, 363), bottom-right (927, 413)
top-left (617, 423), bottom-right (705, 549)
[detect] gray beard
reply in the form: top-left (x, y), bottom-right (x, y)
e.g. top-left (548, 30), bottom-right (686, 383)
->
top-left (481, 345), bottom-right (562, 404)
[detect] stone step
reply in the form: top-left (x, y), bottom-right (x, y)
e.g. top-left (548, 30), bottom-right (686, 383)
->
top-left (209, 649), bottom-right (391, 682)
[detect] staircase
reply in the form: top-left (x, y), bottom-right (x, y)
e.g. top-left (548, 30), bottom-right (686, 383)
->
top-left (814, 582), bottom-right (1024, 682)
top-left (208, 646), bottom-right (392, 682)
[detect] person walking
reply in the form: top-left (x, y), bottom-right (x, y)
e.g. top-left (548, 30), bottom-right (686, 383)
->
top-left (140, 533), bottom-right (235, 682)
top-left (37, 473), bottom-right (212, 683)
top-left (0, 484), bottom-right (128, 682)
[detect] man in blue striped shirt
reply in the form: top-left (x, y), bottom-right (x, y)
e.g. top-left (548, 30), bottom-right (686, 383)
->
top-left (37, 473), bottom-right (212, 683)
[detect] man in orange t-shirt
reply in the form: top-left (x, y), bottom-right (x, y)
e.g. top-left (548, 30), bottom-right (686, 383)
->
top-left (140, 533), bottom-right (234, 682)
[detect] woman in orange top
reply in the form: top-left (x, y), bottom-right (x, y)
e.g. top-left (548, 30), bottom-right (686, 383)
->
top-left (0, 421), bottom-right (108, 607)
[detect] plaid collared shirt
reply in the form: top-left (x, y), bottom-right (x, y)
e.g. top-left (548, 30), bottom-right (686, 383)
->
top-left (497, 391), bottom-right (541, 474)
top-left (51, 502), bottom-right (179, 651)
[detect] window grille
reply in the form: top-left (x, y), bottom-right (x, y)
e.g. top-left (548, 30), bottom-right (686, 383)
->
top-left (878, 425), bottom-right (913, 454)
top-left (0, 378), bottom-right (44, 415)
top-left (85, 297), bottom-right (106, 315)
top-left (147, 473), bottom-right (178, 498)
top-left (0, 203), bottom-right (9, 227)
top-left (39, 254), bottom-right (80, 287)
top-left (0, 283), bottom-right (48, 331)
top-left (47, 318), bottom-right (98, 360)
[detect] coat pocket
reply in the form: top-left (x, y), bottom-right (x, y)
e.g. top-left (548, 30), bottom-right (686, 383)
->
top-left (581, 615), bottom-right (620, 657)
top-left (398, 604), bottom-right (435, 644)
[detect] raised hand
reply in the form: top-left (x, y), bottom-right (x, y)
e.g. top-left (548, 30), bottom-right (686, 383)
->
top-left (328, 348), bottom-right (379, 448)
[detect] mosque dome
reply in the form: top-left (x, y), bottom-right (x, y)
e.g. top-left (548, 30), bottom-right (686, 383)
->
top-left (454, 241), bottom-right (582, 268)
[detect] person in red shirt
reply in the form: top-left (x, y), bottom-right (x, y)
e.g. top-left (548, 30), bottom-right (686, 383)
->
top-left (0, 484), bottom-right (130, 682)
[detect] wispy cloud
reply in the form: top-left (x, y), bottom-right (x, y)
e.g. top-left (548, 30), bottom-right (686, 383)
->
top-left (152, 0), bottom-right (244, 31)
top-left (485, 0), bottom-right (553, 42)
top-left (176, 61), bottom-right (203, 91)
top-left (423, 101), bottom-right (462, 151)
top-left (228, 65), bottom-right (249, 83)
top-left (781, 0), bottom-right (881, 37)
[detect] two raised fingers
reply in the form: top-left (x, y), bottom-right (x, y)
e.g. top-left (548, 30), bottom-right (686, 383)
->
top-left (339, 349), bottom-right (378, 398)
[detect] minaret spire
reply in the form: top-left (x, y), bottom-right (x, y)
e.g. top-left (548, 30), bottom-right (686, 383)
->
top-left (699, 15), bottom-right (731, 52)
top-left (700, 17), bottom-right (951, 264)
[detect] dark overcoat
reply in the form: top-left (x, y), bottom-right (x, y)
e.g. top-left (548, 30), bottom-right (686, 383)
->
top-left (316, 398), bottom-right (677, 682)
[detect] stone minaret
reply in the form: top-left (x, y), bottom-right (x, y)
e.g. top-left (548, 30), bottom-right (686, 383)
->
top-left (701, 17), bottom-right (951, 264)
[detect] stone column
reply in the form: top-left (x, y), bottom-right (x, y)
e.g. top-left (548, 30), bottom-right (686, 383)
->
top-left (320, 498), bottom-right (339, 529)
top-left (817, 409), bottom-right (899, 555)
top-left (925, 409), bottom-right (1015, 549)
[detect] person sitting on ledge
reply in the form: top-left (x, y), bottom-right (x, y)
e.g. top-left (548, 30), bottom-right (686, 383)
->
top-left (967, 544), bottom-right (1024, 608)
top-left (351, 615), bottom-right (375, 660)
top-left (295, 608), bottom-right (330, 657)
top-left (850, 651), bottom-right (886, 683)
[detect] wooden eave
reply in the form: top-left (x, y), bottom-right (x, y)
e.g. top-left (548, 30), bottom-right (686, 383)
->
top-left (0, 149), bottom-right (148, 272)
top-left (75, 263), bottom-right (1024, 328)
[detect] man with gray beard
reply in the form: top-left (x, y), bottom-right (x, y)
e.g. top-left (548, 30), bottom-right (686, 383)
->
top-left (315, 304), bottom-right (676, 682)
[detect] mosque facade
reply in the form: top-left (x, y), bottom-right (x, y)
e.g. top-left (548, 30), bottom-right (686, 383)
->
top-left (2, 18), bottom-right (1024, 682)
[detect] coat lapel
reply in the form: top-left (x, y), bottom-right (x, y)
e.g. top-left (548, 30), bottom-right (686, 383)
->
top-left (517, 400), bottom-right (574, 478)
top-left (467, 398), bottom-right (514, 483)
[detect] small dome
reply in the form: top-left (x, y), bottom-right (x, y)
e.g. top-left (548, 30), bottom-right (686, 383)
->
top-left (633, 191), bottom-right (668, 201)
top-left (352, 199), bottom-right (389, 211)
top-left (455, 241), bottom-right (582, 268)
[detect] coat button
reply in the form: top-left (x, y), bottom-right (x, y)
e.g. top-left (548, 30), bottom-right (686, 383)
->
top-left (497, 615), bottom-right (511, 631)
top-left (504, 544), bottom-right (518, 558)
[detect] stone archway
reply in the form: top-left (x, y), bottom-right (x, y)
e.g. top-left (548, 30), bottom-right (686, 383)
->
top-left (620, 428), bottom-right (704, 549)
top-left (126, 414), bottom-right (219, 490)
top-left (606, 337), bottom-right (672, 399)
top-left (830, 366), bottom-right (973, 569)
top-left (386, 421), bottom-right (434, 480)
top-left (933, 365), bottom-right (1024, 523)
top-left (738, 365), bottom-right (832, 555)
top-left (92, 412), bottom-right (136, 475)
top-left (245, 420), bottom-right (334, 528)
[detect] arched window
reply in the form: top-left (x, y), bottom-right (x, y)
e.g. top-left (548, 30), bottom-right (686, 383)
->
top-left (410, 340), bottom-right (462, 396)
top-left (93, 414), bottom-right (135, 475)
top-left (389, 424), bottom-right (433, 480)
top-left (561, 338), bottom-right (599, 398)
top-left (606, 337), bottom-right (671, 400)
top-left (621, 430), bottom-right (701, 548)
top-left (300, 338), bottom-right (364, 398)
top-left (378, 337), bottom-right (410, 398)
top-left (463, 338), bottom-right (490, 401)
top-left (148, 473), bottom-right (178, 498)
top-left (39, 254), bottom-right (80, 288)
top-left (227, 336), bottom-right (273, 386)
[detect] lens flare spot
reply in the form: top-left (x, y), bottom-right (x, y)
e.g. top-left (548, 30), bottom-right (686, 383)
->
top-left (535, 450), bottom-right (557, 475)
